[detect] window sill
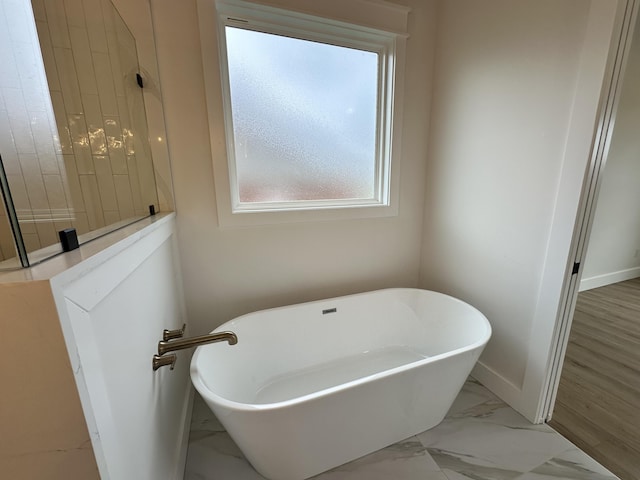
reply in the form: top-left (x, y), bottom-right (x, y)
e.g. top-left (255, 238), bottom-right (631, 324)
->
top-left (216, 202), bottom-right (398, 228)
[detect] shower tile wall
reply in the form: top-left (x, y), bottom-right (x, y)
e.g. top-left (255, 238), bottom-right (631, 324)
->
top-left (0, 0), bottom-right (156, 261)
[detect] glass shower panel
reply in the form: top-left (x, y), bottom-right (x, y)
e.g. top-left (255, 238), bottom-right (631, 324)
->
top-left (0, 0), bottom-right (158, 270)
top-left (33, 0), bottom-right (159, 238)
top-left (109, 3), bottom-right (159, 219)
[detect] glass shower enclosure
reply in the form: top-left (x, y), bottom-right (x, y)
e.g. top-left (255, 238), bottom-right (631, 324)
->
top-left (0, 0), bottom-right (159, 269)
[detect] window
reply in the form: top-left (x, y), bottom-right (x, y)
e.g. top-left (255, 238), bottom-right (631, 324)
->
top-left (206, 0), bottom-right (409, 224)
top-left (225, 27), bottom-right (380, 207)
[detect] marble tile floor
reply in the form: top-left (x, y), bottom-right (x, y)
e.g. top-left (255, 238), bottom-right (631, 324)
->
top-left (184, 378), bottom-right (619, 480)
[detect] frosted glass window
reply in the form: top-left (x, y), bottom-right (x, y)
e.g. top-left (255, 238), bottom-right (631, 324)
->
top-left (209, 0), bottom-right (407, 224)
top-left (223, 26), bottom-right (382, 207)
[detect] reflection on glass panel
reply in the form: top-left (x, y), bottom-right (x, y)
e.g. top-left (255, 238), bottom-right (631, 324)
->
top-left (0, 0), bottom-right (67, 264)
top-left (0, 211), bottom-right (16, 264)
top-left (0, 177), bottom-right (19, 269)
top-left (0, 0), bottom-right (158, 269)
top-left (111, 3), bottom-right (159, 218)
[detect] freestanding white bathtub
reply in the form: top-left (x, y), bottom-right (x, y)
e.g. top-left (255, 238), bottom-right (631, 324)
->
top-left (190, 288), bottom-right (491, 480)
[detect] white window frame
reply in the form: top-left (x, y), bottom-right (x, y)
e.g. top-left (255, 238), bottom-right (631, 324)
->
top-left (198, 0), bottom-right (409, 226)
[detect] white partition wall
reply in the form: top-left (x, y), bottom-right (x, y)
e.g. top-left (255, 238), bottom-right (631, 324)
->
top-left (49, 214), bottom-right (191, 480)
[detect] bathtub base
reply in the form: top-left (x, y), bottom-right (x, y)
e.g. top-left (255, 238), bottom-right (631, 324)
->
top-left (206, 352), bottom-right (477, 480)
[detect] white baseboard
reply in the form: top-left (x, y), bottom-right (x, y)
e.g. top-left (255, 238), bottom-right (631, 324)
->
top-left (471, 360), bottom-right (529, 418)
top-left (579, 267), bottom-right (640, 291)
top-left (175, 386), bottom-right (195, 480)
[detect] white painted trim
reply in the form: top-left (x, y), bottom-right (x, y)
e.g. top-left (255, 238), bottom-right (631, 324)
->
top-left (472, 361), bottom-right (523, 408)
top-left (580, 267), bottom-right (640, 291)
top-left (175, 387), bottom-right (195, 480)
top-left (215, 0), bottom-right (410, 36)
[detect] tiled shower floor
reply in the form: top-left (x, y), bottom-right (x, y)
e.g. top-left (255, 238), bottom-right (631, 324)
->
top-left (184, 378), bottom-right (618, 480)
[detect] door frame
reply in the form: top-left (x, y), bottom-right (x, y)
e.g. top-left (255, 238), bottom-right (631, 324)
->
top-left (535, 0), bottom-right (640, 423)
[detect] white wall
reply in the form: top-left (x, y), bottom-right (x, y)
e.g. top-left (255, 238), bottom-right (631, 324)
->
top-left (151, 0), bottom-right (621, 422)
top-left (419, 0), bottom-right (619, 419)
top-left (581, 13), bottom-right (640, 291)
top-left (151, 0), bottom-right (437, 333)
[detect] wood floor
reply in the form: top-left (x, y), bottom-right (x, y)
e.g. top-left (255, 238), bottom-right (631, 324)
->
top-left (550, 277), bottom-right (640, 480)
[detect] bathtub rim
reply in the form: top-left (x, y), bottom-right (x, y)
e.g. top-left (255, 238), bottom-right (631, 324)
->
top-left (190, 288), bottom-right (491, 412)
